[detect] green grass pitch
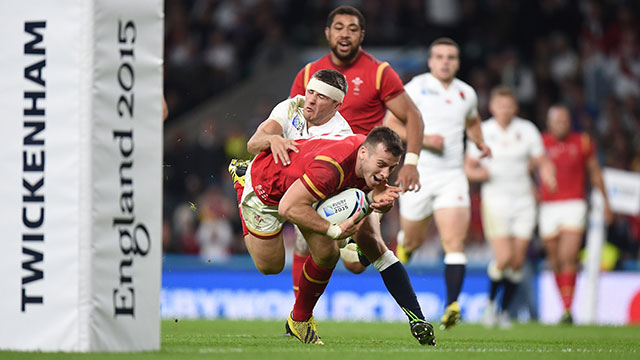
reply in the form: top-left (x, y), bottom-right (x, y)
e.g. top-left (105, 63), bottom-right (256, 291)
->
top-left (1, 320), bottom-right (639, 359)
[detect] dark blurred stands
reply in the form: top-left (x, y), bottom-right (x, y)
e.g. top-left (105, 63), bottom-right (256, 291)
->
top-left (161, 0), bottom-right (640, 270)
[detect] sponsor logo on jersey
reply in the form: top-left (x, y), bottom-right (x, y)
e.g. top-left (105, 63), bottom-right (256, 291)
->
top-left (421, 88), bottom-right (439, 96)
top-left (291, 115), bottom-right (304, 132)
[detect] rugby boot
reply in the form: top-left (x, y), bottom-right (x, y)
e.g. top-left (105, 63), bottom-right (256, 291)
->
top-left (285, 313), bottom-right (324, 345)
top-left (440, 301), bottom-right (461, 330)
top-left (395, 243), bottom-right (412, 264)
top-left (482, 300), bottom-right (497, 328)
top-left (228, 158), bottom-right (249, 187)
top-left (559, 311), bottom-right (573, 325)
top-left (410, 319), bottom-right (436, 346)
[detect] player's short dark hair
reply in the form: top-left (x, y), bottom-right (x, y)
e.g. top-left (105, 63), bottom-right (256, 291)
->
top-left (490, 85), bottom-right (517, 101)
top-left (327, 5), bottom-right (366, 31)
top-left (312, 69), bottom-right (348, 96)
top-left (363, 126), bottom-right (404, 157)
top-left (428, 37), bottom-right (460, 57)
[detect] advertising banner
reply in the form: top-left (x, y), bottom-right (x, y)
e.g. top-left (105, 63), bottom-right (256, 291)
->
top-left (0, 0), bottom-right (162, 352)
top-left (604, 168), bottom-right (640, 216)
top-left (161, 267), bottom-right (491, 323)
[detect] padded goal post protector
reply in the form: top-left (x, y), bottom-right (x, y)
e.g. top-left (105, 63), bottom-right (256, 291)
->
top-left (0, 0), bottom-right (163, 352)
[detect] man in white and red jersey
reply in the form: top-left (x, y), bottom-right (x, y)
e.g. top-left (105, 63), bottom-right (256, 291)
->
top-left (465, 86), bottom-right (556, 328)
top-left (236, 127), bottom-right (435, 345)
top-left (288, 6), bottom-right (427, 324)
top-left (386, 37), bottom-right (492, 330)
top-left (539, 104), bottom-right (613, 325)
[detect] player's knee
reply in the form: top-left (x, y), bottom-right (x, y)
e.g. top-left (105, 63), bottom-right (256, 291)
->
top-left (313, 251), bottom-right (340, 269)
top-left (255, 261), bottom-right (285, 275)
top-left (401, 229), bottom-right (426, 251)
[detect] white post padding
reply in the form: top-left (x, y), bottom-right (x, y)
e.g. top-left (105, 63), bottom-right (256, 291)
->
top-left (0, 0), bottom-right (163, 352)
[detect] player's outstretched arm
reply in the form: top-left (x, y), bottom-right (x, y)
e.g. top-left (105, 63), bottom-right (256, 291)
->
top-left (279, 180), bottom-right (363, 239)
top-left (247, 119), bottom-right (298, 165)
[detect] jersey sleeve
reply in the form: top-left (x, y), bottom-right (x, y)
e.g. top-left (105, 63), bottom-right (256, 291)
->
top-left (289, 67), bottom-right (307, 98)
top-left (465, 87), bottom-right (480, 120)
top-left (527, 122), bottom-right (545, 158)
top-left (581, 133), bottom-right (595, 158)
top-left (402, 77), bottom-right (419, 103)
top-left (301, 155), bottom-right (344, 201)
top-left (267, 98), bottom-right (292, 127)
top-left (379, 64), bottom-right (406, 103)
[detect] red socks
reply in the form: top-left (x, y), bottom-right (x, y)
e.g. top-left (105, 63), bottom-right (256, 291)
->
top-left (555, 271), bottom-right (577, 311)
top-left (291, 256), bottom-right (334, 321)
top-left (291, 253), bottom-right (308, 297)
top-left (234, 182), bottom-right (244, 206)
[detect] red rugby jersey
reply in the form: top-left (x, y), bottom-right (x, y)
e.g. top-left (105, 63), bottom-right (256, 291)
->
top-left (289, 50), bottom-right (405, 135)
top-left (540, 132), bottom-right (595, 202)
top-left (249, 133), bottom-right (368, 206)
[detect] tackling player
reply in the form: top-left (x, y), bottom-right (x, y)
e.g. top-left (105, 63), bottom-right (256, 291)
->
top-left (539, 104), bottom-right (613, 324)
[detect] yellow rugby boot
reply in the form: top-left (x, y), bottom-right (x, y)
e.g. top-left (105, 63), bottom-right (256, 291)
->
top-left (440, 301), bottom-right (461, 330)
top-left (285, 313), bottom-right (324, 345)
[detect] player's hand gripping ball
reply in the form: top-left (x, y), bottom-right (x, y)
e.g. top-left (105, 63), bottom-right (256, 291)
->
top-left (315, 188), bottom-right (371, 225)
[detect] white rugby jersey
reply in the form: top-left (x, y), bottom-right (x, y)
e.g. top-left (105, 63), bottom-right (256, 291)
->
top-left (405, 73), bottom-right (479, 169)
top-left (268, 95), bottom-right (353, 140)
top-left (467, 117), bottom-right (544, 198)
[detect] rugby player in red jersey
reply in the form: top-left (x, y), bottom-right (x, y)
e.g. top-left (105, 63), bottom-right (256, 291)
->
top-left (234, 127), bottom-right (434, 345)
top-left (539, 104), bottom-right (613, 324)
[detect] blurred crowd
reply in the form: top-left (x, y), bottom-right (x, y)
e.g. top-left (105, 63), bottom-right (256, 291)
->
top-left (161, 0), bottom-right (640, 268)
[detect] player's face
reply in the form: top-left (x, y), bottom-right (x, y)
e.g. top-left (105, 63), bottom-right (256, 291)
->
top-left (357, 143), bottom-right (400, 188)
top-left (304, 88), bottom-right (340, 125)
top-left (547, 107), bottom-right (571, 139)
top-left (325, 14), bottom-right (364, 63)
top-left (428, 44), bottom-right (460, 83)
top-left (489, 95), bottom-right (518, 124)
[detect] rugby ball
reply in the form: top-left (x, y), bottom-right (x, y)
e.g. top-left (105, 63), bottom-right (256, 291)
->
top-left (315, 188), bottom-right (371, 225)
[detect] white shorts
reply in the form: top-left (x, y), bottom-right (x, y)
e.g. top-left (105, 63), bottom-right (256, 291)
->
top-left (538, 199), bottom-right (587, 239)
top-left (398, 168), bottom-right (469, 221)
top-left (240, 163), bottom-right (286, 239)
top-left (481, 194), bottom-right (536, 240)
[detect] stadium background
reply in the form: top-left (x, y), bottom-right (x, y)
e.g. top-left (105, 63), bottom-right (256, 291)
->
top-left (159, 0), bottom-right (640, 324)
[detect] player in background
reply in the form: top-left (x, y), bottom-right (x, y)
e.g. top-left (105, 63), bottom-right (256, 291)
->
top-left (385, 37), bottom-right (492, 330)
top-left (230, 74), bottom-right (435, 345)
top-left (288, 6), bottom-right (426, 322)
top-left (464, 86), bottom-right (556, 328)
top-left (539, 104), bottom-right (613, 325)
top-left (234, 127), bottom-right (435, 345)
